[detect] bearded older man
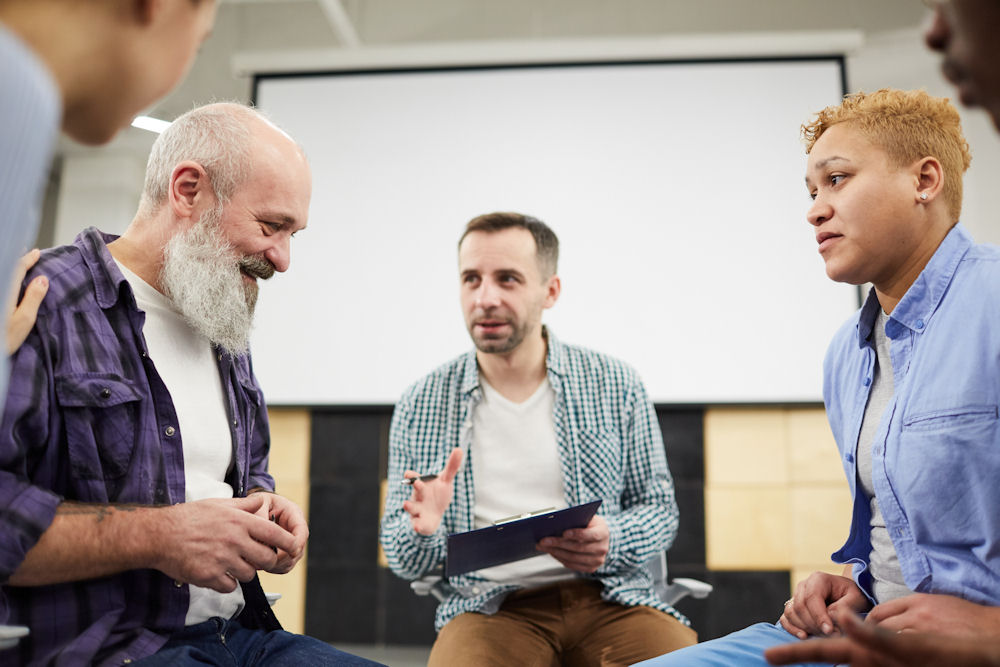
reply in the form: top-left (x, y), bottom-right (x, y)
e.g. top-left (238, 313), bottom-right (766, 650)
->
top-left (0, 103), bottom-right (381, 666)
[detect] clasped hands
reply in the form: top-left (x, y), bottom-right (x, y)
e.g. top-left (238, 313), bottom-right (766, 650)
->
top-left (769, 571), bottom-right (1000, 666)
top-left (401, 447), bottom-right (609, 573)
top-left (154, 492), bottom-right (309, 594)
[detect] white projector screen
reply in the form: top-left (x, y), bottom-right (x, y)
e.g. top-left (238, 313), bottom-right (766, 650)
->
top-left (251, 58), bottom-right (857, 405)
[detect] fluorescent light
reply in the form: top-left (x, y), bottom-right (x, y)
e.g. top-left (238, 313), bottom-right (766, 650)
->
top-left (131, 115), bottom-right (171, 134)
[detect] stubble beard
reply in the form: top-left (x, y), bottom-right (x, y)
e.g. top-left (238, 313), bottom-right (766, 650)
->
top-left (468, 315), bottom-right (528, 355)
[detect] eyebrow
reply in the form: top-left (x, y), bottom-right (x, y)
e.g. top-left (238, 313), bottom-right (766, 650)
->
top-left (256, 212), bottom-right (303, 230)
top-left (459, 268), bottom-right (525, 279)
top-left (804, 155), bottom-right (850, 187)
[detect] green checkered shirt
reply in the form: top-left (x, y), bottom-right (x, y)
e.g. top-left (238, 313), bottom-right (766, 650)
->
top-left (380, 330), bottom-right (686, 631)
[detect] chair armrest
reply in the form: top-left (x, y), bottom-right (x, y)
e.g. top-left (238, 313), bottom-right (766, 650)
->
top-left (0, 625), bottom-right (29, 650)
top-left (661, 577), bottom-right (713, 607)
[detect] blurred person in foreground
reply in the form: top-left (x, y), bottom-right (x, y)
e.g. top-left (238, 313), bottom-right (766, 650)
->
top-left (0, 0), bottom-right (219, 412)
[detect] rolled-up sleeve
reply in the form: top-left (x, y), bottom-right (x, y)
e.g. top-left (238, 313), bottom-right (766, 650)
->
top-left (379, 393), bottom-right (449, 580)
top-left (0, 331), bottom-right (61, 582)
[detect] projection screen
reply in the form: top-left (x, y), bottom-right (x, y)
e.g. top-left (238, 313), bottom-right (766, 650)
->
top-left (251, 57), bottom-right (856, 405)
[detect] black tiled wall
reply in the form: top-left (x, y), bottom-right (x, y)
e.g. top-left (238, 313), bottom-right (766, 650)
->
top-left (305, 405), bottom-right (791, 645)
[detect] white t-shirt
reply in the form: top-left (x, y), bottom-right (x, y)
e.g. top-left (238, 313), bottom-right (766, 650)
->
top-left (116, 261), bottom-right (245, 624)
top-left (471, 375), bottom-right (575, 587)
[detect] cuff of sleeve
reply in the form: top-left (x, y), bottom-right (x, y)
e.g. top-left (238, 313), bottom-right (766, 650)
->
top-left (247, 477), bottom-right (276, 495)
top-left (413, 525), bottom-right (448, 547)
top-left (0, 483), bottom-right (62, 582)
top-left (599, 515), bottom-right (627, 574)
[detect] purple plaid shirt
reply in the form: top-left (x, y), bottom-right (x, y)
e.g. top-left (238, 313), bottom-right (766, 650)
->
top-left (0, 228), bottom-right (276, 666)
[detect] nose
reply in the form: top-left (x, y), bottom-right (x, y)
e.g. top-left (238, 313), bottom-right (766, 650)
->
top-left (264, 236), bottom-right (291, 273)
top-left (807, 196), bottom-right (832, 227)
top-left (923, 6), bottom-right (949, 53)
top-left (475, 279), bottom-right (501, 308)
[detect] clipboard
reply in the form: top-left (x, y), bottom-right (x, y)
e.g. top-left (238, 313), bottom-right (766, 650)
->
top-left (444, 499), bottom-right (602, 578)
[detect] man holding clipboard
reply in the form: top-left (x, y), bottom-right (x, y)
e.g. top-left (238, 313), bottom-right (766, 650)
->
top-left (379, 212), bottom-right (695, 666)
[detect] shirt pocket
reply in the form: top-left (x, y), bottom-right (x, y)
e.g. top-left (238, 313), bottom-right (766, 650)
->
top-left (897, 401), bottom-right (999, 544)
top-left (55, 373), bottom-right (144, 501)
top-left (902, 404), bottom-right (998, 431)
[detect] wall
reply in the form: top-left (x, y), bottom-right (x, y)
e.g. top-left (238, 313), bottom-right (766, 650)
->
top-left (264, 403), bottom-right (841, 644)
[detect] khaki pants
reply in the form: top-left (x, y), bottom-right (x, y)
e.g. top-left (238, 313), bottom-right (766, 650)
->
top-left (428, 579), bottom-right (697, 667)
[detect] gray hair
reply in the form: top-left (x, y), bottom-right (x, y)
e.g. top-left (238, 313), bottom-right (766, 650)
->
top-left (138, 103), bottom-right (264, 216)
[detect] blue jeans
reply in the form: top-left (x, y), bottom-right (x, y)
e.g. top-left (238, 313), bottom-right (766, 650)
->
top-left (132, 617), bottom-right (385, 666)
top-left (631, 621), bottom-right (835, 667)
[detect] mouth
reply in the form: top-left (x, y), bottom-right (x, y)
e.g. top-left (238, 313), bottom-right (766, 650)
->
top-left (473, 319), bottom-right (511, 334)
top-left (816, 231), bottom-right (842, 254)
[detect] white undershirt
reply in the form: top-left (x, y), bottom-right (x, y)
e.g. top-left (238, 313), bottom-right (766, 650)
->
top-left (116, 261), bottom-right (245, 624)
top-left (471, 375), bottom-right (575, 587)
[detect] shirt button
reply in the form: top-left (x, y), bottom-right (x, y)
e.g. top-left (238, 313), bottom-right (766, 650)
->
top-left (232, 419), bottom-right (238, 427)
top-left (99, 388), bottom-right (111, 399)
top-left (915, 319), bottom-right (925, 329)
top-left (123, 660), bottom-right (132, 665)
top-left (472, 587), bottom-right (481, 595)
top-left (863, 378), bottom-right (871, 387)
top-left (174, 579), bottom-right (183, 587)
top-left (164, 426), bottom-right (176, 437)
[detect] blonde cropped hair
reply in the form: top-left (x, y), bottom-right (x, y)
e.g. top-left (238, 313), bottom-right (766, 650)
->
top-left (802, 88), bottom-right (971, 221)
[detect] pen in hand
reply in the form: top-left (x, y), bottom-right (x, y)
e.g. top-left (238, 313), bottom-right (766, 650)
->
top-left (401, 474), bottom-right (438, 485)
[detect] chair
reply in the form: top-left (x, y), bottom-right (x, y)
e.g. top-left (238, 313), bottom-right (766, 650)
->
top-left (0, 625), bottom-right (28, 650)
top-left (410, 552), bottom-right (712, 607)
top-left (645, 550), bottom-right (712, 607)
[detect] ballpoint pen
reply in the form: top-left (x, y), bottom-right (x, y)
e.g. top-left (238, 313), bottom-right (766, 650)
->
top-left (401, 474), bottom-right (438, 485)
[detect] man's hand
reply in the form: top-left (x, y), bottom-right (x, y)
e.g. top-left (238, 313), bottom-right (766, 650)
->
top-left (150, 495), bottom-right (298, 593)
top-left (7, 248), bottom-right (48, 354)
top-left (536, 515), bottom-right (610, 573)
top-left (766, 608), bottom-right (1000, 667)
top-left (779, 571), bottom-right (871, 639)
top-left (402, 447), bottom-right (464, 536)
top-left (248, 490), bottom-right (309, 574)
top-left (866, 593), bottom-right (1000, 637)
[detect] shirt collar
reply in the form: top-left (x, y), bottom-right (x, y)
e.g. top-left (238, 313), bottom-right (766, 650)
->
top-left (855, 223), bottom-right (972, 348)
top-left (74, 227), bottom-right (131, 310)
top-left (459, 325), bottom-right (566, 395)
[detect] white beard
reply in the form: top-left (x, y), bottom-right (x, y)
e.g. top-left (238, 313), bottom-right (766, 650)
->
top-left (159, 206), bottom-right (263, 356)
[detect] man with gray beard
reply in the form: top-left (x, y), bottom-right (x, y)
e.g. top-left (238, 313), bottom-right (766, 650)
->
top-left (0, 102), bottom-right (381, 666)
top-left (160, 202), bottom-right (274, 356)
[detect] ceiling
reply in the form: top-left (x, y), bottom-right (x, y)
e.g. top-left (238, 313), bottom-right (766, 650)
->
top-left (150, 0), bottom-right (930, 121)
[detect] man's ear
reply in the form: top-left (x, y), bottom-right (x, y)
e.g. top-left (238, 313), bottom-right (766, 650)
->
top-left (543, 275), bottom-right (561, 309)
top-left (168, 161), bottom-right (214, 221)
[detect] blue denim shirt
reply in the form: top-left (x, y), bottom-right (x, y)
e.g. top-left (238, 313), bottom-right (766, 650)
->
top-left (0, 228), bottom-right (275, 665)
top-left (825, 223), bottom-right (1000, 606)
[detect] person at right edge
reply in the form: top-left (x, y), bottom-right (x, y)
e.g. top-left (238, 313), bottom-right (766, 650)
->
top-left (636, 88), bottom-right (1000, 667)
